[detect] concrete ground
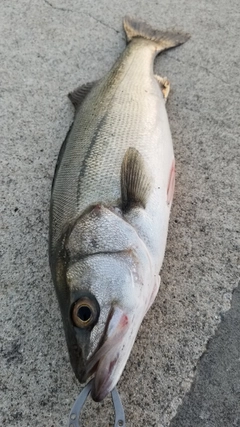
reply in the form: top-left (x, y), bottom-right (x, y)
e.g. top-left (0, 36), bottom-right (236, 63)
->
top-left (1, 0), bottom-right (239, 426)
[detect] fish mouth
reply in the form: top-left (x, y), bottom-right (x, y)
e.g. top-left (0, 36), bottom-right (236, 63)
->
top-left (85, 307), bottom-right (130, 402)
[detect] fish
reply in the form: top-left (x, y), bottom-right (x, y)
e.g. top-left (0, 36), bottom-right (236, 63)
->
top-left (49, 16), bottom-right (190, 402)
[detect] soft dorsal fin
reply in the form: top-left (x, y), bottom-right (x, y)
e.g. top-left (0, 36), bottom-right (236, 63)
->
top-left (121, 147), bottom-right (152, 211)
top-left (68, 81), bottom-right (97, 109)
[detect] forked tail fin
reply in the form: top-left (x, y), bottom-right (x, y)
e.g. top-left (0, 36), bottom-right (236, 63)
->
top-left (123, 16), bottom-right (190, 53)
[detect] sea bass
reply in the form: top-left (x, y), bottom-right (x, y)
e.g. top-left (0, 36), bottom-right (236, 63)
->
top-left (49, 17), bottom-right (189, 402)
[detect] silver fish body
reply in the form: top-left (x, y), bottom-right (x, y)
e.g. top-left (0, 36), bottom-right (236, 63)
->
top-left (49, 17), bottom-right (189, 401)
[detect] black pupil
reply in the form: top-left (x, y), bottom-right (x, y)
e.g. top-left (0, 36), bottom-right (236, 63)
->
top-left (77, 306), bottom-right (92, 322)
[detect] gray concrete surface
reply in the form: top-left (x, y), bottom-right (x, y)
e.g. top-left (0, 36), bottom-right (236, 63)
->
top-left (170, 285), bottom-right (240, 427)
top-left (0, 0), bottom-right (239, 426)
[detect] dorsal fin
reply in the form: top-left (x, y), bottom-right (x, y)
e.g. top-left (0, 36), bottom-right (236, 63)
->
top-left (68, 81), bottom-right (97, 109)
top-left (121, 147), bottom-right (152, 211)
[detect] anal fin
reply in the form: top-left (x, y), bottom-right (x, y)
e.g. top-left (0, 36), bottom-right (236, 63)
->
top-left (121, 147), bottom-right (152, 211)
top-left (68, 81), bottom-right (97, 109)
top-left (155, 75), bottom-right (170, 101)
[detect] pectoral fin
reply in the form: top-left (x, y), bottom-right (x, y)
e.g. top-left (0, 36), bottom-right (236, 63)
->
top-left (121, 147), bottom-right (152, 211)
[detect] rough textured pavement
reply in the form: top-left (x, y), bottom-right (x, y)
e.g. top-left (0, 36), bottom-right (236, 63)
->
top-left (1, 1), bottom-right (239, 426)
top-left (170, 285), bottom-right (240, 427)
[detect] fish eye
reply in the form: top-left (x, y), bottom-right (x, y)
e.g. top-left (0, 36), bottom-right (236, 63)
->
top-left (71, 297), bottom-right (99, 328)
top-left (78, 305), bottom-right (92, 322)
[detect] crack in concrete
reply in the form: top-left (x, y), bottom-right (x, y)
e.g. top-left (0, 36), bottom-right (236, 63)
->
top-left (43, 0), bottom-right (74, 12)
top-left (42, 1), bottom-right (123, 38)
top-left (169, 283), bottom-right (240, 427)
top-left (167, 54), bottom-right (230, 86)
top-left (87, 13), bottom-right (122, 36)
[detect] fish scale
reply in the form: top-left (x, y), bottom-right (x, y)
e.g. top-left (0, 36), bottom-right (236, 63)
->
top-left (51, 43), bottom-right (161, 251)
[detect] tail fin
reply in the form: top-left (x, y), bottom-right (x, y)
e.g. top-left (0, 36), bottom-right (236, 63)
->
top-left (123, 16), bottom-right (190, 52)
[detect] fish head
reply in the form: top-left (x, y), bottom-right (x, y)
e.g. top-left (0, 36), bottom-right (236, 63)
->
top-left (64, 249), bottom-right (157, 402)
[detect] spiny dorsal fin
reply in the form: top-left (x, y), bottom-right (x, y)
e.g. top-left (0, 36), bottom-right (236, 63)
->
top-left (121, 147), bottom-right (152, 210)
top-left (68, 81), bottom-right (97, 109)
top-left (123, 16), bottom-right (190, 52)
